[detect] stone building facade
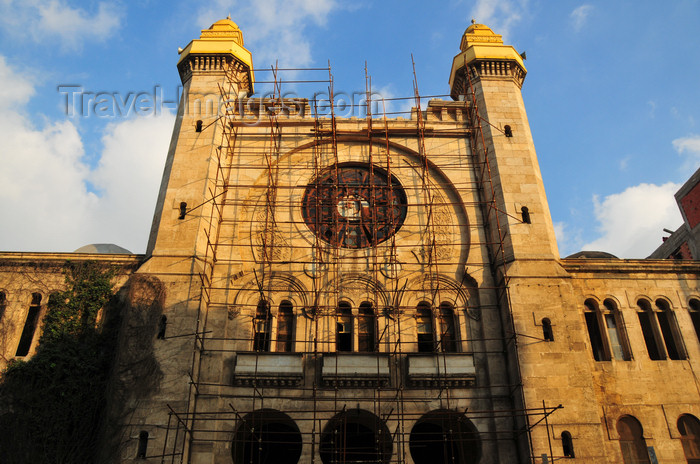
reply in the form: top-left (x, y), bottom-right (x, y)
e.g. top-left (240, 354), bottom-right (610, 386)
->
top-left (1, 18), bottom-right (699, 464)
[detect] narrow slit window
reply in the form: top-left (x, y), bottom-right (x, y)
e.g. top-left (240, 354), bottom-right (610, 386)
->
top-left (521, 206), bottom-right (531, 224)
top-left (561, 431), bottom-right (574, 458)
top-left (253, 300), bottom-right (271, 352)
top-left (336, 301), bottom-right (352, 352)
top-left (504, 124), bottom-right (513, 137)
top-left (416, 302), bottom-right (435, 353)
top-left (542, 318), bottom-right (554, 342)
top-left (15, 293), bottom-right (42, 357)
top-left (137, 431), bottom-right (148, 459)
top-left (179, 202), bottom-right (187, 220)
top-left (0, 291), bottom-right (6, 321)
top-left (358, 301), bottom-right (376, 352)
top-left (157, 314), bottom-right (167, 339)
top-left (195, 120), bottom-right (203, 132)
top-left (276, 300), bottom-right (294, 352)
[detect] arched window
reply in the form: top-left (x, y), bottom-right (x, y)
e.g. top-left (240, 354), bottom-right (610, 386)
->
top-left (232, 409), bottom-right (303, 464)
top-left (438, 302), bottom-right (458, 352)
top-left (320, 409), bottom-right (392, 464)
top-left (637, 299), bottom-right (664, 360)
top-left (276, 301), bottom-right (294, 352)
top-left (358, 301), bottom-right (376, 352)
top-left (195, 120), bottom-right (203, 132)
top-left (617, 416), bottom-right (650, 464)
top-left (253, 300), bottom-right (271, 352)
top-left (409, 410), bottom-right (481, 464)
top-left (178, 202), bottom-right (187, 219)
top-left (16, 293), bottom-right (42, 357)
top-left (584, 299), bottom-right (608, 361)
top-left (0, 291), bottom-right (6, 321)
top-left (137, 430), bottom-right (148, 459)
top-left (689, 299), bottom-right (700, 344)
top-left (521, 206), bottom-right (531, 224)
top-left (655, 299), bottom-right (686, 360)
top-left (336, 301), bottom-right (352, 352)
top-left (678, 414), bottom-right (700, 463)
top-left (603, 299), bottom-right (630, 360)
top-left (416, 302), bottom-right (435, 353)
top-left (542, 318), bottom-right (554, 342)
top-left (561, 431), bottom-right (574, 457)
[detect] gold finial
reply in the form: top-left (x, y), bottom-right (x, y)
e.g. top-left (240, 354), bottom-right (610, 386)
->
top-left (227, 14), bottom-right (231, 20)
top-left (471, 18), bottom-right (476, 24)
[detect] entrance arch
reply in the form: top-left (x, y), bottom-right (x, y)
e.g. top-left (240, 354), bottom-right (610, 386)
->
top-left (319, 409), bottom-right (392, 464)
top-left (409, 410), bottom-right (481, 464)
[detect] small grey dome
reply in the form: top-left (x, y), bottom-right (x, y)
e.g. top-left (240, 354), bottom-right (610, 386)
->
top-left (565, 251), bottom-right (619, 259)
top-left (73, 243), bottom-right (133, 254)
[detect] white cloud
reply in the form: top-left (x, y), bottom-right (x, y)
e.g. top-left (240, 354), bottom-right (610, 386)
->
top-left (581, 182), bottom-right (683, 258)
top-left (0, 56), bottom-right (174, 253)
top-left (197, 0), bottom-right (338, 68)
top-left (672, 135), bottom-right (700, 172)
top-left (0, 1), bottom-right (123, 51)
top-left (470, 0), bottom-right (528, 39)
top-left (570, 4), bottom-right (593, 32)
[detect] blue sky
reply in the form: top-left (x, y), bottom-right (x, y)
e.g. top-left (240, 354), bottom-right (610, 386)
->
top-left (0, 0), bottom-right (698, 258)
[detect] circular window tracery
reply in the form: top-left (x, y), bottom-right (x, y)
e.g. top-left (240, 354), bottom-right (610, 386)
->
top-left (301, 163), bottom-right (408, 249)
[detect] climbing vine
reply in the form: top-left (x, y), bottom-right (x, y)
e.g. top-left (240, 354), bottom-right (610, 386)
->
top-left (0, 261), bottom-right (118, 464)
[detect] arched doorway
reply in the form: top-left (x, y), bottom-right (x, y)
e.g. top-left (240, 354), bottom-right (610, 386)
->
top-left (231, 409), bottom-right (302, 464)
top-left (319, 409), bottom-right (392, 464)
top-left (409, 410), bottom-right (481, 464)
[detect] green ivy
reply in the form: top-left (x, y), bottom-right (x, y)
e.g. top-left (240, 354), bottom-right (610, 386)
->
top-left (0, 261), bottom-right (118, 464)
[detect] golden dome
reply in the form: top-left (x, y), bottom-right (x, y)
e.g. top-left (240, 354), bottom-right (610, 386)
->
top-left (460, 22), bottom-right (504, 51)
top-left (199, 16), bottom-right (244, 46)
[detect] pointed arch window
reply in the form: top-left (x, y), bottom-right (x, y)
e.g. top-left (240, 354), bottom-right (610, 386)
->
top-left (358, 301), bottom-right (376, 352)
top-left (438, 302), bottom-right (458, 352)
top-left (416, 302), bottom-right (435, 353)
top-left (253, 300), bottom-right (271, 352)
top-left (336, 301), bottom-right (352, 352)
top-left (276, 300), bottom-right (294, 352)
top-left (16, 293), bottom-right (42, 357)
top-left (617, 416), bottom-right (650, 464)
top-left (678, 414), bottom-right (700, 463)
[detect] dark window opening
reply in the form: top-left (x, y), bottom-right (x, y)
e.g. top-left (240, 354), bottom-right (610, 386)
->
top-left (358, 301), bottom-right (376, 352)
top-left (638, 299), bottom-right (664, 360)
top-left (16, 293), bottom-right (42, 357)
top-left (336, 301), bottom-right (352, 352)
top-left (416, 302), bottom-right (435, 353)
top-left (678, 414), bottom-right (700, 463)
top-left (276, 301), bottom-right (294, 352)
top-left (409, 410), bottom-right (481, 464)
top-left (195, 120), bottom-right (203, 132)
top-left (521, 206), bottom-right (531, 224)
top-left (0, 291), bottom-right (6, 321)
top-left (656, 299), bottom-right (685, 360)
top-left (584, 300), bottom-right (608, 361)
top-left (562, 431), bottom-right (574, 458)
top-left (617, 416), bottom-right (650, 464)
top-left (179, 202), bottom-right (187, 220)
top-left (438, 302), bottom-right (458, 352)
top-left (542, 317), bottom-right (554, 342)
top-left (157, 314), bottom-right (167, 339)
top-left (253, 300), bottom-right (271, 352)
top-left (504, 125), bottom-right (513, 137)
top-left (689, 299), bottom-right (700, 345)
top-left (137, 431), bottom-right (148, 459)
top-left (232, 409), bottom-right (302, 464)
top-left (320, 409), bottom-right (392, 464)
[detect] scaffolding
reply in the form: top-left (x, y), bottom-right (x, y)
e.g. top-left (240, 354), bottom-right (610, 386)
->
top-left (146, 59), bottom-right (563, 464)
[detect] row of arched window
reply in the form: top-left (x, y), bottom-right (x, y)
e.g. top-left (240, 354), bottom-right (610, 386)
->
top-left (250, 299), bottom-right (460, 353)
top-left (0, 291), bottom-right (43, 357)
top-left (582, 297), bottom-right (700, 361)
top-left (615, 414), bottom-right (700, 463)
